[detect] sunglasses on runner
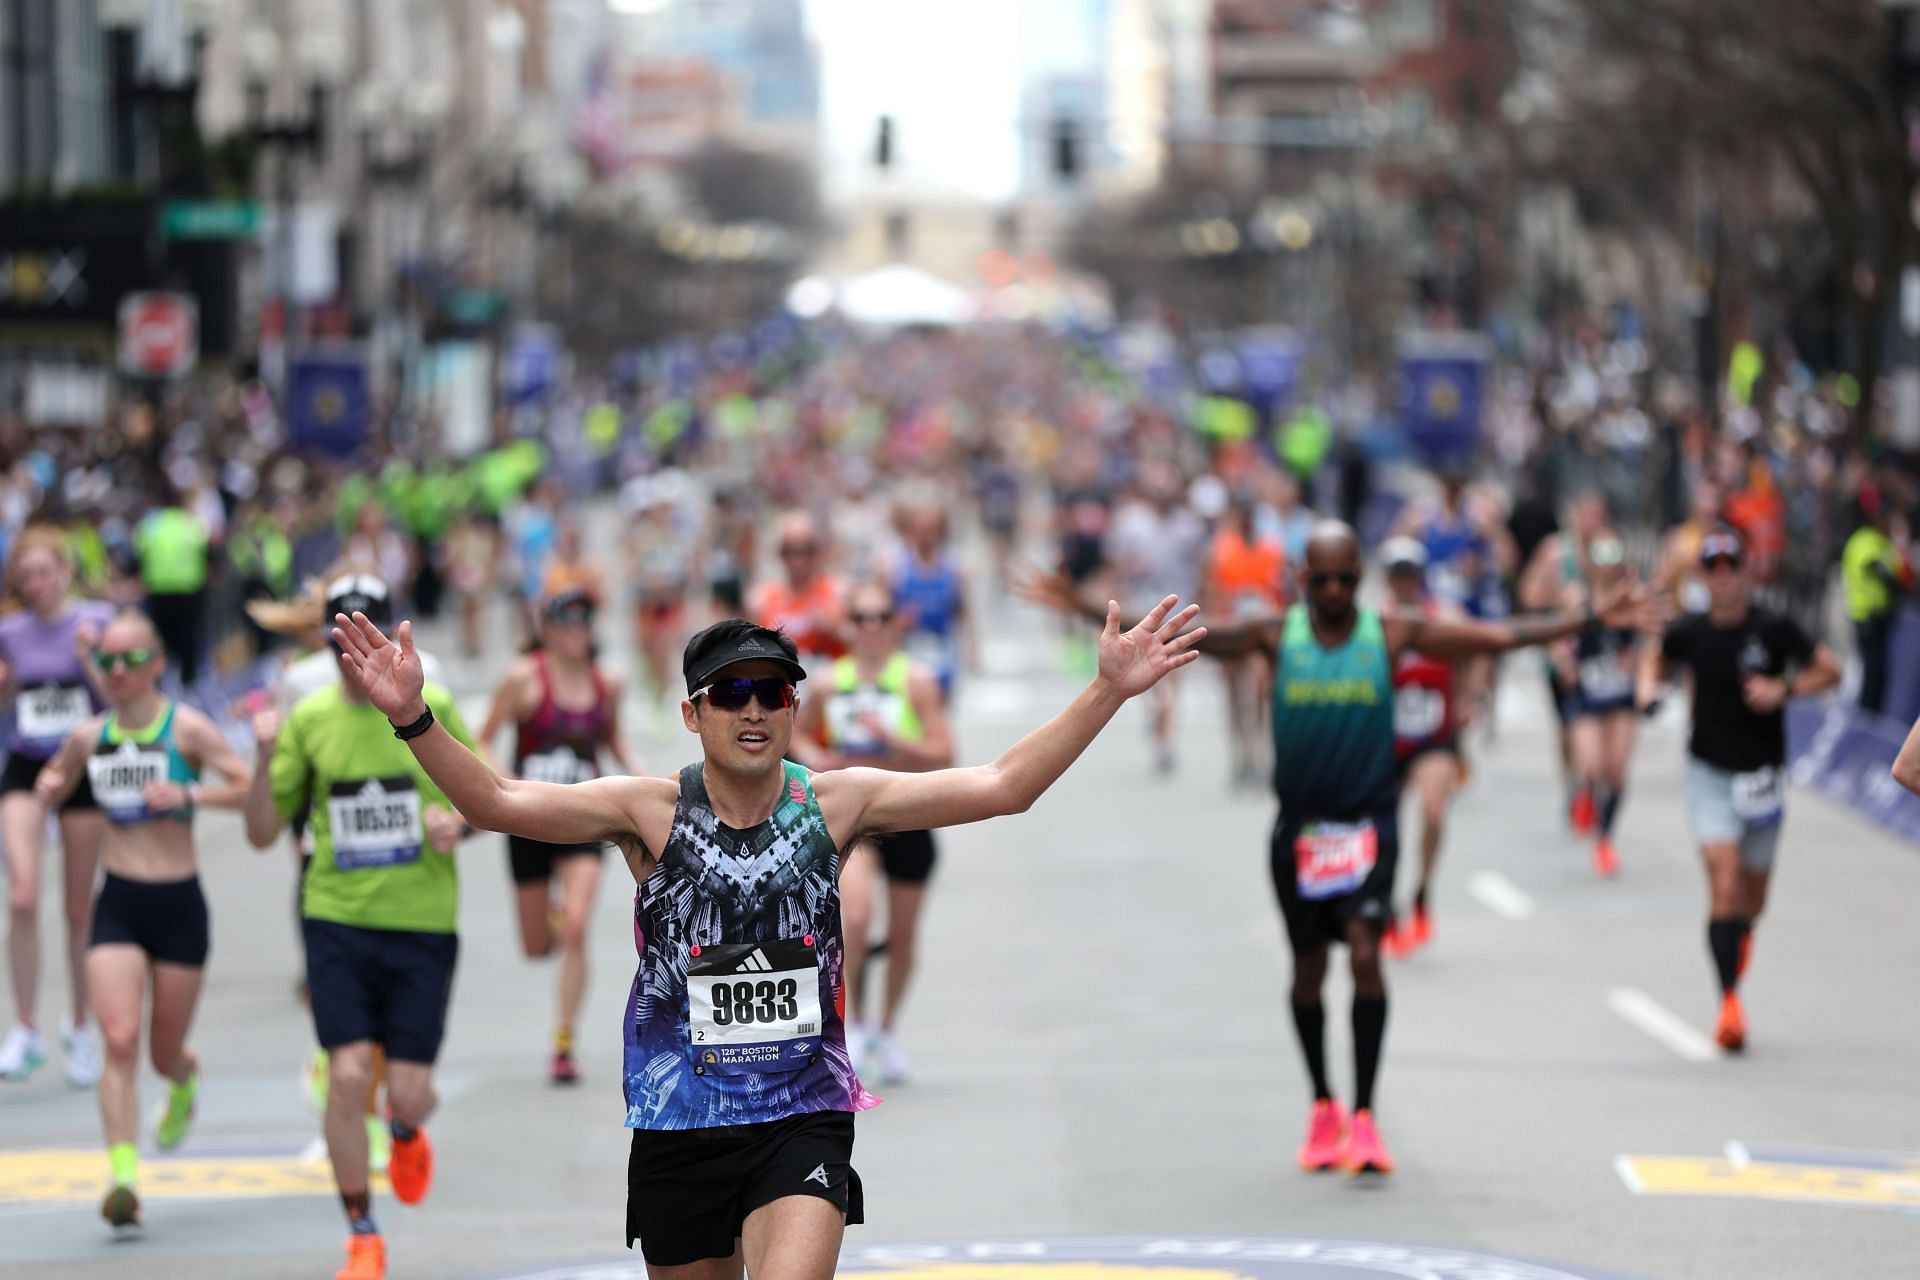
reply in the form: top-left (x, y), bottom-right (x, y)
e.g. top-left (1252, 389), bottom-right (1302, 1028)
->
top-left (1308, 571), bottom-right (1360, 590)
top-left (1703, 554), bottom-right (1744, 573)
top-left (692, 677), bottom-right (796, 712)
top-left (546, 604), bottom-right (594, 628)
top-left (93, 648), bottom-right (154, 673)
top-left (779, 542), bottom-right (818, 558)
top-left (850, 610), bottom-right (893, 626)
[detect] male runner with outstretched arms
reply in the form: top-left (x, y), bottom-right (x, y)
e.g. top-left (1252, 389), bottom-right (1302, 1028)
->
top-left (1026, 521), bottom-right (1638, 1174)
top-left (332, 595), bottom-right (1201, 1278)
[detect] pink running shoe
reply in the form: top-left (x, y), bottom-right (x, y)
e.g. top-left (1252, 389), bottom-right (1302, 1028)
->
top-left (1297, 1098), bottom-right (1348, 1172)
top-left (1343, 1108), bottom-right (1396, 1175)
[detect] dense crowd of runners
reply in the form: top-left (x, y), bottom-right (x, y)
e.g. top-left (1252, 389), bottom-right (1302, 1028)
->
top-left (0, 322), bottom-right (1910, 1279)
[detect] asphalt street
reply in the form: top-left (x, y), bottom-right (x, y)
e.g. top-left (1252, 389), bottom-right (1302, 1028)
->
top-left (3, 526), bottom-right (1918, 1280)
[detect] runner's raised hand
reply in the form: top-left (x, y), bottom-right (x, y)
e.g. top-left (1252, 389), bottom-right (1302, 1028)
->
top-left (1097, 595), bottom-right (1205, 699)
top-left (331, 613), bottom-right (426, 721)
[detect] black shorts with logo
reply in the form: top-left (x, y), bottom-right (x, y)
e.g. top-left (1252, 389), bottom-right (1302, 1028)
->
top-left (0, 752), bottom-right (98, 810)
top-left (1268, 809), bottom-right (1400, 953)
top-left (507, 834), bottom-right (605, 885)
top-left (627, 1109), bottom-right (863, 1266)
top-left (302, 918), bottom-right (459, 1064)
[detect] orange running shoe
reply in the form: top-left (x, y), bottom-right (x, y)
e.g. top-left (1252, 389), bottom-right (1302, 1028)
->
top-left (335, 1233), bottom-right (385, 1280)
top-left (1570, 790), bottom-right (1596, 834)
top-left (1343, 1108), bottom-right (1395, 1175)
top-left (1593, 838), bottom-right (1619, 878)
top-left (1380, 920), bottom-right (1407, 959)
top-left (1407, 904), bottom-right (1432, 950)
top-left (388, 1128), bottom-right (433, 1205)
top-left (1296, 1099), bottom-right (1348, 1172)
top-left (1714, 993), bottom-right (1746, 1053)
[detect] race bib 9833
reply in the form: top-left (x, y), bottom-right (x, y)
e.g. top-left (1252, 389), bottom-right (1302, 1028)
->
top-left (686, 937), bottom-right (823, 1078)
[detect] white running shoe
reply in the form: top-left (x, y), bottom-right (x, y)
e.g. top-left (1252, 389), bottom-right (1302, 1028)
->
top-left (873, 1031), bottom-right (911, 1085)
top-left (0, 1023), bottom-right (46, 1081)
top-left (846, 1021), bottom-right (875, 1078)
top-left (62, 1018), bottom-right (102, 1088)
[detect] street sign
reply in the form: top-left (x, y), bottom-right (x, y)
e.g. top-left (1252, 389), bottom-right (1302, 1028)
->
top-left (161, 200), bottom-right (261, 240)
top-left (117, 291), bottom-right (198, 379)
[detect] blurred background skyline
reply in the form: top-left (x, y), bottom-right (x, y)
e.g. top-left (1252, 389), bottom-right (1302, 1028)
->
top-left (4, 0), bottom-right (1920, 456)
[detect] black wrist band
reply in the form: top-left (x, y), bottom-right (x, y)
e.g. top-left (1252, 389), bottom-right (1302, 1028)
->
top-left (392, 706), bottom-right (435, 740)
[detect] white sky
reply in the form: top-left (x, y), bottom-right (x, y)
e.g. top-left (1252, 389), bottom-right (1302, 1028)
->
top-left (805, 0), bottom-right (1031, 204)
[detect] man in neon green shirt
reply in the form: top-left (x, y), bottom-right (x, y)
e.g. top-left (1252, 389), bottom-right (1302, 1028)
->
top-left (133, 498), bottom-right (211, 687)
top-left (242, 573), bottom-right (475, 1280)
top-left (1842, 492), bottom-right (1908, 714)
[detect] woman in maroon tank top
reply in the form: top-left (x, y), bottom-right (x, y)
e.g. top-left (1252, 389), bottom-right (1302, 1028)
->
top-left (478, 590), bottom-right (639, 1083)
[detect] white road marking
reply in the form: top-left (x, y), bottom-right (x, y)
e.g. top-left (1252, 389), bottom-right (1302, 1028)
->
top-left (298, 1137), bottom-right (327, 1163)
top-left (1605, 986), bottom-right (1719, 1062)
top-left (1613, 1154), bottom-right (1648, 1194)
top-left (1466, 870), bottom-right (1536, 920)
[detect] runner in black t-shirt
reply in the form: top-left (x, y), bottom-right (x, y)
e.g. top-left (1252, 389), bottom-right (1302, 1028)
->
top-left (1636, 528), bottom-right (1840, 1051)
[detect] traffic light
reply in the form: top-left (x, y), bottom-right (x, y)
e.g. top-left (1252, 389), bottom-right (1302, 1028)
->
top-left (875, 115), bottom-right (895, 171)
top-left (1052, 118), bottom-right (1081, 182)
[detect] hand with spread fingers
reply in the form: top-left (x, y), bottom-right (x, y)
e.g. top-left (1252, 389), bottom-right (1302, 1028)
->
top-left (331, 612), bottom-right (427, 722)
top-left (1097, 594), bottom-right (1206, 700)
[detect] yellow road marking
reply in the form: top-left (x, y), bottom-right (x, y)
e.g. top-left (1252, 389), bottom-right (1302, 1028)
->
top-left (0, 1148), bottom-right (386, 1208)
top-left (1620, 1156), bottom-right (1920, 1210)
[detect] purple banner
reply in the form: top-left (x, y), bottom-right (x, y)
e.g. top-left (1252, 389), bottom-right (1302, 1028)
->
top-left (1787, 701), bottom-right (1920, 843)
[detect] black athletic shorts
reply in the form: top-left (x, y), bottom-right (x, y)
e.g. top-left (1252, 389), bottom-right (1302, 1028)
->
top-left (89, 873), bottom-right (208, 967)
top-left (875, 829), bottom-right (936, 884)
top-left (0, 751), bottom-right (98, 810)
top-left (302, 918), bottom-right (458, 1064)
top-left (627, 1109), bottom-right (862, 1266)
top-left (1269, 809), bottom-right (1399, 953)
top-left (508, 834), bottom-right (604, 885)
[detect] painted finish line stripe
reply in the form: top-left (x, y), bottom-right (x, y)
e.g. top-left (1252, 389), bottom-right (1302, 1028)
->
top-left (0, 1146), bottom-right (385, 1211)
top-left (1467, 870), bottom-right (1535, 920)
top-left (1605, 987), bottom-right (1719, 1062)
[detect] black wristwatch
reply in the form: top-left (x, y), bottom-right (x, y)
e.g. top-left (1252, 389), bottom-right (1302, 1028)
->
top-left (392, 706), bottom-right (435, 741)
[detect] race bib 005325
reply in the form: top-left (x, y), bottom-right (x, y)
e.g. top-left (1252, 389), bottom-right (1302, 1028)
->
top-left (327, 776), bottom-right (424, 870)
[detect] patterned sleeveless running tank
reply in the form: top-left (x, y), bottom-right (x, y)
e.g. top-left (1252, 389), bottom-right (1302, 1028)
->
top-left (622, 760), bottom-right (877, 1130)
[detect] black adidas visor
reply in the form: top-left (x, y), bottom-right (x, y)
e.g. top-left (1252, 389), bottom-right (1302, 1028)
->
top-left (683, 630), bottom-right (807, 695)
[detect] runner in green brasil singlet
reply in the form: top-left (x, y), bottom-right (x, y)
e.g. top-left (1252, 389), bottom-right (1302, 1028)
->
top-left (1028, 520), bottom-right (1632, 1180)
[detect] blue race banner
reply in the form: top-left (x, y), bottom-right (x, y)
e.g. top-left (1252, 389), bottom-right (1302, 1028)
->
top-left (1399, 331), bottom-right (1490, 468)
top-left (502, 326), bottom-right (563, 406)
top-left (1787, 700), bottom-right (1920, 844)
top-left (1236, 330), bottom-right (1300, 419)
top-left (288, 348), bottom-right (370, 458)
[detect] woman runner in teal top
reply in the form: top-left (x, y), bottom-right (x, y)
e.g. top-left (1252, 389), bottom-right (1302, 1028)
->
top-left (34, 610), bottom-right (254, 1231)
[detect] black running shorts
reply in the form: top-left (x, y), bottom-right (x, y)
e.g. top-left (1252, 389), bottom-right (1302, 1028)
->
top-left (89, 873), bottom-right (209, 967)
top-left (0, 751), bottom-right (98, 810)
top-left (876, 829), bottom-right (936, 884)
top-left (1268, 810), bottom-right (1399, 953)
top-left (627, 1110), bottom-right (863, 1266)
top-left (507, 834), bottom-right (604, 885)
top-left (302, 918), bottom-right (458, 1064)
